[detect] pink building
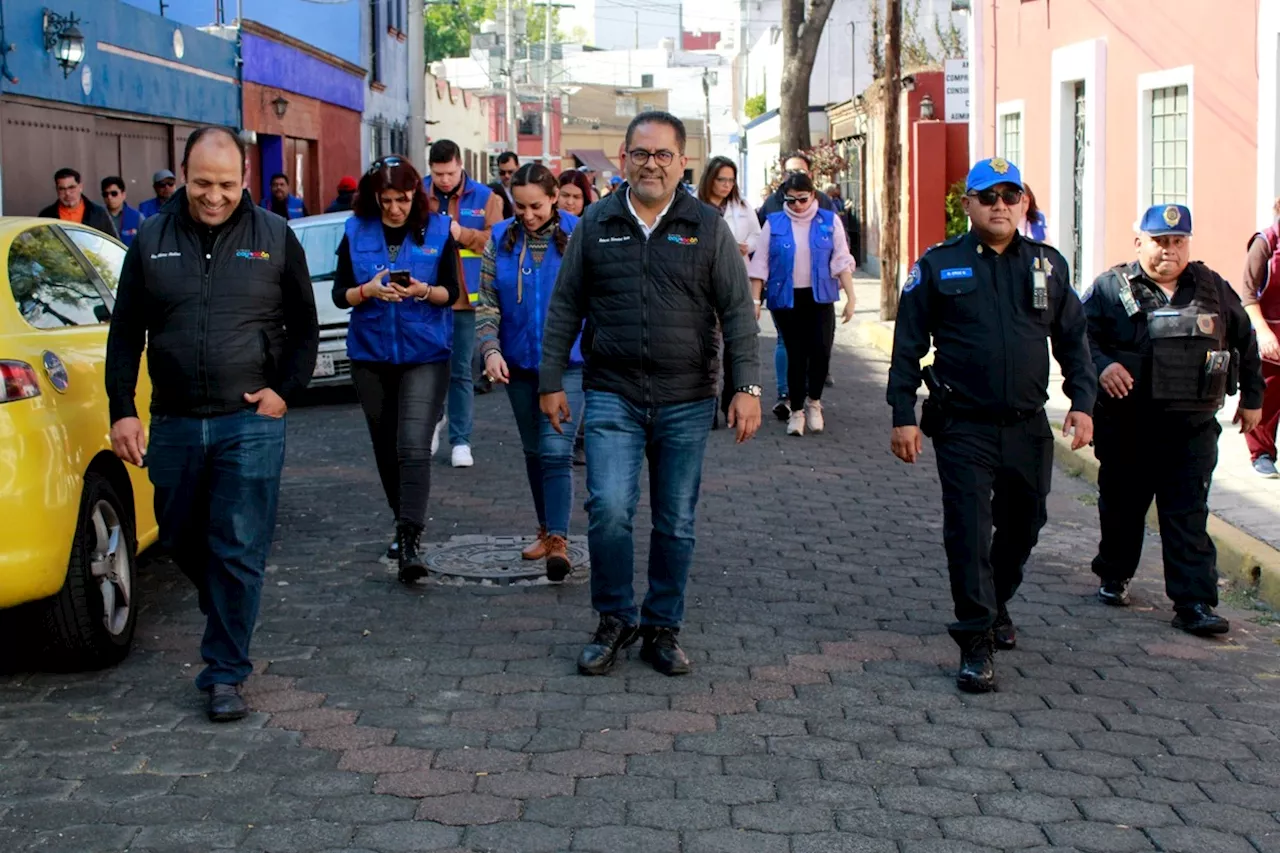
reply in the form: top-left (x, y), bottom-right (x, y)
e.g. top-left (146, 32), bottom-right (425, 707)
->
top-left (972, 0), bottom-right (1273, 289)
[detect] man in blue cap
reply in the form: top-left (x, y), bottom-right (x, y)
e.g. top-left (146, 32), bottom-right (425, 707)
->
top-left (887, 157), bottom-right (1097, 693)
top-left (1082, 204), bottom-right (1263, 635)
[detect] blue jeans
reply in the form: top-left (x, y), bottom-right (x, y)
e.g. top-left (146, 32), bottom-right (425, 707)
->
top-left (147, 409), bottom-right (286, 689)
top-left (771, 311), bottom-right (789, 399)
top-left (506, 367), bottom-right (585, 537)
top-left (448, 309), bottom-right (476, 447)
top-left (584, 391), bottom-right (715, 628)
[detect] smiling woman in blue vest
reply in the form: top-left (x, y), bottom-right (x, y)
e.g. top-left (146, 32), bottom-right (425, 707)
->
top-left (747, 172), bottom-right (857, 437)
top-left (332, 156), bottom-right (461, 583)
top-left (475, 164), bottom-right (583, 581)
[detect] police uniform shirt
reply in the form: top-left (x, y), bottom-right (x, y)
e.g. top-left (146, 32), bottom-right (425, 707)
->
top-left (887, 230), bottom-right (1098, 426)
top-left (1083, 260), bottom-right (1265, 415)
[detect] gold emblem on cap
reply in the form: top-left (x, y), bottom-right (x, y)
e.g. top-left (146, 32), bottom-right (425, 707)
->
top-left (990, 158), bottom-right (1010, 174)
top-left (1163, 205), bottom-right (1181, 227)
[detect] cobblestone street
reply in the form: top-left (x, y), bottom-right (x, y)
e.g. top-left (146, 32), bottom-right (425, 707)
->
top-left (4, 332), bottom-right (1280, 853)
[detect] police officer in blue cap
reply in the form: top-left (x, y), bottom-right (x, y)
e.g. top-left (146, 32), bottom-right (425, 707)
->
top-left (1083, 204), bottom-right (1264, 635)
top-left (888, 157), bottom-right (1097, 693)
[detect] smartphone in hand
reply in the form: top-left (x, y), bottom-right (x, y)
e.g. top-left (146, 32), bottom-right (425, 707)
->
top-left (389, 270), bottom-right (411, 288)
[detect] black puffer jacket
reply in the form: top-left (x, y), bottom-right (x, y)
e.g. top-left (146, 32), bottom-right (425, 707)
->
top-left (539, 185), bottom-right (759, 406)
top-left (105, 190), bottom-right (318, 421)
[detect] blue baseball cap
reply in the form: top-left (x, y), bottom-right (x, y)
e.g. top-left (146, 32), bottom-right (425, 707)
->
top-left (1137, 203), bottom-right (1192, 237)
top-left (610, 176), bottom-right (622, 186)
top-left (965, 157), bottom-right (1022, 192)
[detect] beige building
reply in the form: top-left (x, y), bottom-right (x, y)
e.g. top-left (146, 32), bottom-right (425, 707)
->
top-left (425, 72), bottom-right (494, 182)
top-left (559, 84), bottom-right (706, 189)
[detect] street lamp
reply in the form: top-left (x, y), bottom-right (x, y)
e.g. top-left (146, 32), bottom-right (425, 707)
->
top-left (42, 9), bottom-right (85, 78)
top-left (272, 95), bottom-right (290, 119)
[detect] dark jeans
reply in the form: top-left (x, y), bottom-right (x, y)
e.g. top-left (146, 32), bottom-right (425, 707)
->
top-left (584, 391), bottom-right (715, 627)
top-left (933, 412), bottom-right (1054, 642)
top-left (351, 360), bottom-right (450, 527)
top-left (506, 367), bottom-right (585, 537)
top-left (147, 409), bottom-right (286, 689)
top-left (1092, 413), bottom-right (1220, 607)
top-left (772, 289), bottom-right (835, 411)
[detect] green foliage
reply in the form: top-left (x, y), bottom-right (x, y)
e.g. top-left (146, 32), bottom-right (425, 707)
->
top-left (944, 180), bottom-right (968, 238)
top-left (867, 0), bottom-right (964, 75)
top-left (744, 93), bottom-right (767, 120)
top-left (424, 0), bottom-right (563, 66)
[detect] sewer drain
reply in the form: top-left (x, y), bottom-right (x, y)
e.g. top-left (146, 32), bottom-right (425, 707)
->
top-left (414, 535), bottom-right (590, 585)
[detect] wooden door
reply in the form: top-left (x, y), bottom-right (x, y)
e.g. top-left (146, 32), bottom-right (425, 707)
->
top-left (0, 98), bottom-right (95, 216)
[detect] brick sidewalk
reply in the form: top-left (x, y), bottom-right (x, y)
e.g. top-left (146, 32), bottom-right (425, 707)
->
top-left (3, 322), bottom-right (1280, 852)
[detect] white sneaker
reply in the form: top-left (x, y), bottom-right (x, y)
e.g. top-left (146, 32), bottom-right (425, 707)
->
top-left (805, 398), bottom-right (824, 434)
top-left (431, 415), bottom-right (448, 456)
top-left (451, 444), bottom-right (474, 468)
top-left (786, 409), bottom-right (805, 436)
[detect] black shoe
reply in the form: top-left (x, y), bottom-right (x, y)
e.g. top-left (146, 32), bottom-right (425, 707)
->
top-left (1172, 603), bottom-right (1230, 636)
top-left (772, 398), bottom-right (790, 421)
top-left (397, 521), bottom-right (428, 584)
top-left (955, 634), bottom-right (996, 693)
top-left (385, 533), bottom-right (399, 560)
top-left (577, 614), bottom-right (639, 676)
top-left (573, 439), bottom-right (586, 467)
top-left (1098, 579), bottom-right (1131, 607)
top-left (206, 683), bottom-right (248, 722)
top-left (824, 373), bottom-right (835, 388)
top-left (639, 626), bottom-right (692, 676)
top-left (992, 606), bottom-right (1016, 651)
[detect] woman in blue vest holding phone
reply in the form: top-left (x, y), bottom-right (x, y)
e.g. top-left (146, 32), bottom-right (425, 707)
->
top-left (748, 172), bottom-right (857, 437)
top-left (332, 156), bottom-right (461, 583)
top-left (476, 164), bottom-right (582, 581)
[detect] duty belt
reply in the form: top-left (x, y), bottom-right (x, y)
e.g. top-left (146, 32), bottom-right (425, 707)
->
top-left (951, 407), bottom-right (1043, 427)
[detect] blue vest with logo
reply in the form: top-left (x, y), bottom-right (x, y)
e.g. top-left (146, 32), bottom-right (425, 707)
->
top-left (138, 197), bottom-right (164, 218)
top-left (261, 194), bottom-right (305, 220)
top-left (439, 176), bottom-right (492, 300)
top-left (116, 205), bottom-right (143, 247)
top-left (344, 214), bottom-right (453, 365)
top-left (491, 213), bottom-right (583, 372)
top-left (764, 208), bottom-right (840, 310)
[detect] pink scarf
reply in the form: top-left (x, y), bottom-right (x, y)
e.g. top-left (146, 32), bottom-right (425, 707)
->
top-left (784, 200), bottom-right (821, 289)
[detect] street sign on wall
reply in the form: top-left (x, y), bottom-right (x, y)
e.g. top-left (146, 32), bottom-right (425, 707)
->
top-left (944, 58), bottom-right (969, 123)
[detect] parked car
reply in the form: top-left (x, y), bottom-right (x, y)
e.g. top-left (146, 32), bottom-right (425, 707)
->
top-left (0, 218), bottom-right (158, 667)
top-left (289, 211), bottom-right (353, 386)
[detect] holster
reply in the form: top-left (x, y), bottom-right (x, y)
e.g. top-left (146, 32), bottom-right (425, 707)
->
top-left (920, 397), bottom-right (947, 438)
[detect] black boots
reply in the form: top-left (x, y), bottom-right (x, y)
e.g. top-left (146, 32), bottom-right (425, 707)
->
top-left (956, 633), bottom-right (996, 693)
top-left (206, 683), bottom-right (248, 722)
top-left (1172, 603), bottom-right (1230, 636)
top-left (396, 521), bottom-right (427, 584)
top-left (1098, 579), bottom-right (1132, 607)
top-left (992, 605), bottom-right (1017, 651)
top-left (577, 614), bottom-right (640, 675)
top-left (639, 626), bottom-right (692, 676)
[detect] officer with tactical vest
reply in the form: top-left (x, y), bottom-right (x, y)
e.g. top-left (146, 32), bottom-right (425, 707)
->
top-left (1084, 204), bottom-right (1263, 635)
top-left (888, 157), bottom-right (1097, 693)
top-left (426, 139), bottom-right (505, 469)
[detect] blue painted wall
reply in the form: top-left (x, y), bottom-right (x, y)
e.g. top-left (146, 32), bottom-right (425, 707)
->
top-left (242, 33), bottom-right (364, 113)
top-left (1, 0), bottom-right (239, 125)
top-left (120, 0), bottom-right (362, 66)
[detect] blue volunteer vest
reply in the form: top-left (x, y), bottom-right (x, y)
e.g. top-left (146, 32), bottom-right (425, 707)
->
top-left (765, 208), bottom-right (840, 310)
top-left (116, 205), bottom-right (143, 247)
top-left (261, 194), bottom-right (305, 220)
top-left (441, 176), bottom-right (492, 302)
top-left (138, 197), bottom-right (164, 218)
top-left (491, 213), bottom-right (583, 371)
top-left (344, 214), bottom-right (454, 365)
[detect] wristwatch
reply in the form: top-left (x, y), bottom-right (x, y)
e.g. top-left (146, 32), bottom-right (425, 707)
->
top-left (735, 385), bottom-right (763, 398)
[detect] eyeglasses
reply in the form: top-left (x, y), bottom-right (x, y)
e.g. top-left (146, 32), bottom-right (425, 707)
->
top-left (967, 187), bottom-right (1024, 206)
top-left (784, 195), bottom-right (812, 206)
top-left (627, 149), bottom-right (676, 167)
top-left (102, 190), bottom-right (122, 198)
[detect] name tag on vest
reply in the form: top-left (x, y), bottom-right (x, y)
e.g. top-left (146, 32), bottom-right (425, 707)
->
top-left (940, 268), bottom-right (974, 280)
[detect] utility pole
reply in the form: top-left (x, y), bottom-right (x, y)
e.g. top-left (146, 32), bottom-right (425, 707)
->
top-left (537, 2), bottom-right (573, 168)
top-left (701, 67), bottom-right (713, 164)
top-left (880, 0), bottom-right (902, 320)
top-left (407, 0), bottom-right (427, 164)
top-left (505, 0), bottom-right (519, 156)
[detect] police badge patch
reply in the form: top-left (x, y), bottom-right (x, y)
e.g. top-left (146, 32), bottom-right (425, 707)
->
top-left (1163, 205), bottom-right (1181, 227)
top-left (904, 263), bottom-right (922, 293)
top-left (1197, 314), bottom-right (1216, 335)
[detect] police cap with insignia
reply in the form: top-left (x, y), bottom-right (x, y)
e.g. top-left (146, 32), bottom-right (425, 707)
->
top-left (965, 157), bottom-right (1023, 192)
top-left (1137, 203), bottom-right (1192, 237)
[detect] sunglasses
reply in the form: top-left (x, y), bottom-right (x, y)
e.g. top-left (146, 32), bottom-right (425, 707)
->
top-left (102, 190), bottom-right (122, 198)
top-left (968, 188), bottom-right (1024, 206)
top-left (499, 168), bottom-right (517, 177)
top-left (155, 180), bottom-right (175, 188)
top-left (784, 195), bottom-right (812, 206)
top-left (368, 156), bottom-right (404, 174)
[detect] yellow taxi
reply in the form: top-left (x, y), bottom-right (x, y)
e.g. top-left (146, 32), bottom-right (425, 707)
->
top-left (0, 218), bottom-right (157, 667)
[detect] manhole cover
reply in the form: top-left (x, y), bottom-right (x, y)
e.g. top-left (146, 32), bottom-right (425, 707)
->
top-left (418, 535), bottom-right (591, 585)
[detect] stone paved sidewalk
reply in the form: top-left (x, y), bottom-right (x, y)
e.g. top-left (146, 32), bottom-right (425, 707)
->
top-left (4, 322), bottom-right (1280, 853)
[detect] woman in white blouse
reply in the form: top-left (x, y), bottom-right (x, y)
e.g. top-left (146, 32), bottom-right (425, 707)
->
top-left (698, 156), bottom-right (760, 426)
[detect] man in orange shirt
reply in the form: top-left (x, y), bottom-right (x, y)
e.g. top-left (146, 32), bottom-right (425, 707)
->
top-left (38, 168), bottom-right (114, 235)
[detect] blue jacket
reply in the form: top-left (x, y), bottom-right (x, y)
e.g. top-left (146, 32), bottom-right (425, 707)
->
top-left (434, 176), bottom-right (492, 299)
top-left (138, 196), bottom-right (165, 218)
top-left (344, 214), bottom-right (453, 365)
top-left (491, 213), bottom-right (583, 372)
top-left (114, 204), bottom-right (143, 247)
top-left (765, 208), bottom-right (840, 310)
top-left (262, 194), bottom-right (306, 220)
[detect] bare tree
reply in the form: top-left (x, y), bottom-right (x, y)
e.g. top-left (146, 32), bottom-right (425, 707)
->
top-left (779, 0), bottom-right (838, 154)
top-left (880, 0), bottom-right (902, 320)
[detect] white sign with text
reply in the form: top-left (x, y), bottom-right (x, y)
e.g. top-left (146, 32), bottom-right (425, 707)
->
top-left (944, 58), bottom-right (969, 123)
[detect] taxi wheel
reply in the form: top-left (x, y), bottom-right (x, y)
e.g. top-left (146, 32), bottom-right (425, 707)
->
top-left (39, 473), bottom-right (138, 668)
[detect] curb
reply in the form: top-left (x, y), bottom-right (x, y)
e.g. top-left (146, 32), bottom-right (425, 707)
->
top-left (859, 319), bottom-right (1280, 608)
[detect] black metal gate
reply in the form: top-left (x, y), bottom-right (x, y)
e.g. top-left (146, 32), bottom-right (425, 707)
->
top-left (1071, 81), bottom-right (1087, 290)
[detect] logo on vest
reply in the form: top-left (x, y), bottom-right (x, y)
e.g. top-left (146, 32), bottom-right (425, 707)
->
top-left (461, 208), bottom-right (487, 218)
top-left (1197, 314), bottom-right (1216, 336)
top-left (423, 246), bottom-right (439, 256)
top-left (599, 235), bottom-right (631, 244)
top-left (940, 267), bottom-right (974, 280)
top-left (667, 234), bottom-right (699, 246)
top-left (235, 250), bottom-right (271, 260)
top-left (150, 251), bottom-right (182, 260)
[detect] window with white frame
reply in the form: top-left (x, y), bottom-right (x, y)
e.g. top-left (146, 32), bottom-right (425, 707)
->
top-left (999, 113), bottom-right (1022, 167)
top-left (1149, 84), bottom-right (1189, 205)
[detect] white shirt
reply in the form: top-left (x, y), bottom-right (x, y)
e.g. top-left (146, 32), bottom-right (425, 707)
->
top-left (625, 188), bottom-right (676, 239)
top-left (720, 199), bottom-right (762, 256)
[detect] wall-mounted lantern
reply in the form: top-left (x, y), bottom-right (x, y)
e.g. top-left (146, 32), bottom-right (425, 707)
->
top-left (272, 95), bottom-right (290, 119)
top-left (42, 9), bottom-right (85, 79)
top-left (919, 93), bottom-right (935, 120)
